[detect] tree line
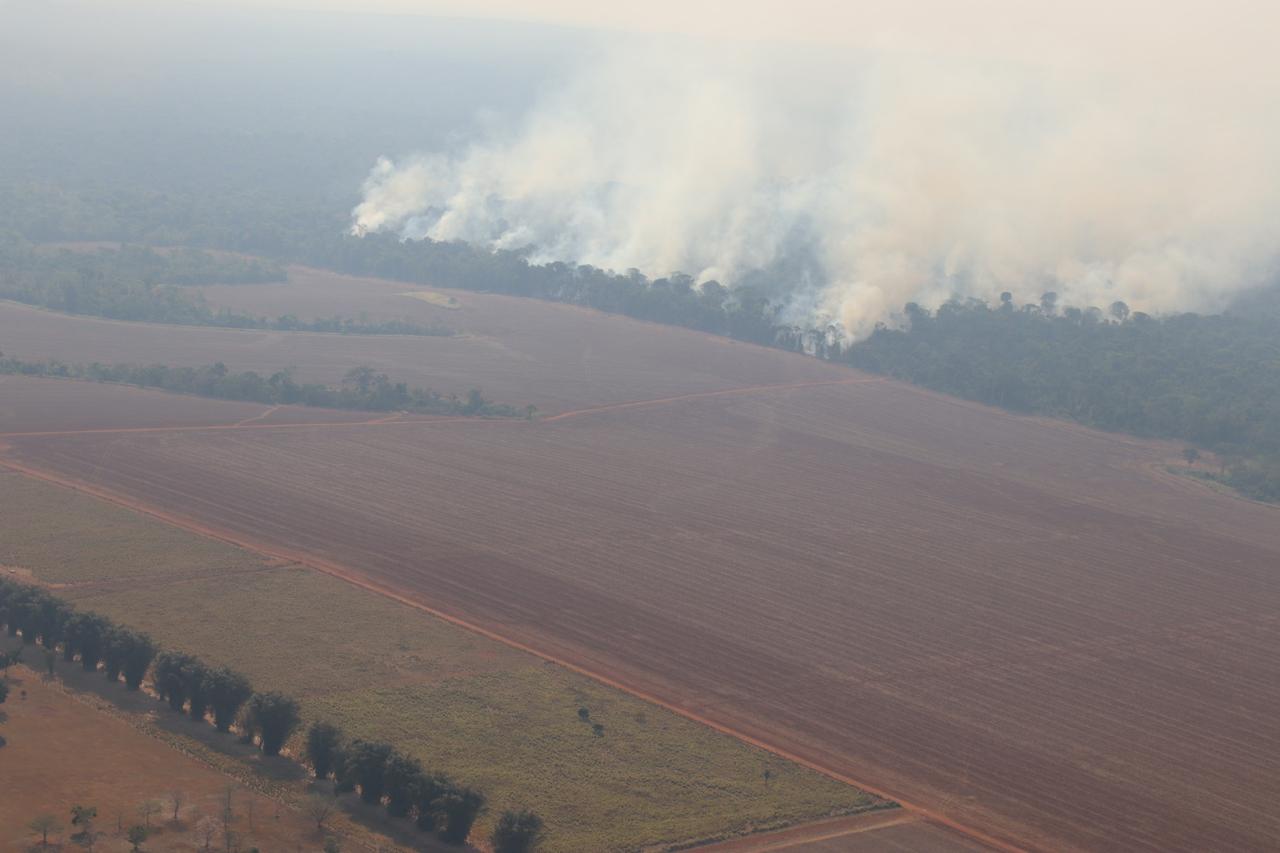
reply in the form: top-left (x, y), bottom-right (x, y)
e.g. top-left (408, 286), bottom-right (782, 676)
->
top-left (0, 577), bottom-right (301, 757)
top-left (0, 576), bottom-right (543, 850)
top-left (0, 235), bottom-right (450, 336)
top-left (843, 295), bottom-right (1280, 501)
top-left (0, 354), bottom-right (528, 418)
top-left (6, 181), bottom-right (1279, 500)
top-left (303, 722), bottom-right (543, 851)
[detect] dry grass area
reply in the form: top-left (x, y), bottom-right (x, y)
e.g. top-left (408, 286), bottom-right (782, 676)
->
top-left (0, 468), bottom-right (875, 852)
top-left (0, 665), bottom-right (321, 852)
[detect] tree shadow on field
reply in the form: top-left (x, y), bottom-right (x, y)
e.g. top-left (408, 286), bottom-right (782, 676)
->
top-left (307, 782), bottom-right (477, 853)
top-left (1, 637), bottom-right (304, 782)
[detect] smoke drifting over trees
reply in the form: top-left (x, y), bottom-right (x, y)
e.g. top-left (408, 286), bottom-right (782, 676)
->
top-left (353, 2), bottom-right (1280, 337)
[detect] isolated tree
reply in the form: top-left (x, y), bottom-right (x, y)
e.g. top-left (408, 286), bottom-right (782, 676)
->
top-left (1184, 447), bottom-right (1202, 466)
top-left (66, 613), bottom-right (109, 671)
top-left (383, 751), bottom-right (424, 818)
top-left (169, 790), bottom-right (185, 823)
top-left (1040, 291), bottom-right (1059, 315)
top-left (196, 816), bottom-right (218, 851)
top-left (0, 681), bottom-right (8, 705)
top-left (122, 632), bottom-right (157, 690)
top-left (153, 651), bottom-right (195, 711)
top-left (69, 804), bottom-right (97, 841)
top-left (187, 660), bottom-right (212, 722)
top-left (138, 800), bottom-right (162, 829)
top-left (36, 597), bottom-right (71, 651)
top-left (29, 814), bottom-right (61, 848)
top-left (126, 824), bottom-right (148, 851)
top-left (307, 795), bottom-right (335, 832)
top-left (411, 773), bottom-right (452, 832)
top-left (323, 837), bottom-right (341, 853)
top-left (306, 721), bottom-right (343, 779)
top-left (491, 810), bottom-right (544, 853)
top-left (102, 625), bottom-right (129, 683)
top-left (346, 740), bottom-right (393, 804)
top-left (1109, 300), bottom-right (1131, 322)
top-left (43, 648), bottom-right (56, 678)
top-left (576, 707), bottom-right (590, 722)
top-left (220, 785), bottom-right (235, 853)
top-left (437, 786), bottom-right (485, 844)
top-left (247, 692), bottom-right (300, 756)
top-left (205, 667), bottom-right (253, 732)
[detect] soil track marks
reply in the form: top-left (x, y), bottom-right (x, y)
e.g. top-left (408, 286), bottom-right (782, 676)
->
top-left (6, 374), bottom-right (1280, 852)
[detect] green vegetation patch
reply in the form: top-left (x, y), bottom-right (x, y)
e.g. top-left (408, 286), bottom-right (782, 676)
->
top-left (314, 672), bottom-right (873, 851)
top-left (7, 476), bottom-right (870, 851)
top-left (0, 470), bottom-right (262, 584)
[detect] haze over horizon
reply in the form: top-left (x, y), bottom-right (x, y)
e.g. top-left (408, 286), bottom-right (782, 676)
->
top-left (8, 0), bottom-right (1280, 335)
top-left (335, 0), bottom-right (1280, 335)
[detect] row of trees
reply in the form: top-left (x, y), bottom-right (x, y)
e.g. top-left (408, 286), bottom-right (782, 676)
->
top-left (1, 577), bottom-right (542, 847)
top-left (305, 721), bottom-right (542, 851)
top-left (0, 234), bottom-right (450, 336)
top-left (0, 354), bottom-right (527, 417)
top-left (0, 578), bottom-right (301, 757)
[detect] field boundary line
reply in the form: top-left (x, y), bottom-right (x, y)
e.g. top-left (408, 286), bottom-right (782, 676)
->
top-left (0, 450), bottom-right (1021, 853)
top-left (694, 810), bottom-right (921, 851)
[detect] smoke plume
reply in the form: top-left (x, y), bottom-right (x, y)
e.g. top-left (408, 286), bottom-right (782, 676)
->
top-left (352, 6), bottom-right (1280, 337)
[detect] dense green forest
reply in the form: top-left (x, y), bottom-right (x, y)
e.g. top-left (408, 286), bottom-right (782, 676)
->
top-left (3, 181), bottom-right (1278, 500)
top-left (0, 355), bottom-right (525, 418)
top-left (0, 235), bottom-right (450, 336)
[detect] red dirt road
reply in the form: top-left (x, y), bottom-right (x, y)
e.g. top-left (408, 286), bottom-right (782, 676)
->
top-left (695, 810), bottom-right (991, 852)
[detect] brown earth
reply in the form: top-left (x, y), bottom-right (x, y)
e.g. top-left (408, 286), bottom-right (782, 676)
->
top-left (5, 267), bottom-right (1280, 851)
top-left (0, 665), bottom-right (321, 852)
top-left (0, 267), bottom-right (848, 414)
top-left (3, 371), bottom-right (1279, 852)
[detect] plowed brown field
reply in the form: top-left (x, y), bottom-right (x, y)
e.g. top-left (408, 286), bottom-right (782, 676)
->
top-left (0, 270), bottom-right (847, 413)
top-left (6, 265), bottom-right (1280, 852)
top-left (4, 368), bottom-right (1280, 852)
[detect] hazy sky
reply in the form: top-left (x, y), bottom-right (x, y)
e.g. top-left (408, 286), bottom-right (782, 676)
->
top-left (223, 0), bottom-right (1274, 59)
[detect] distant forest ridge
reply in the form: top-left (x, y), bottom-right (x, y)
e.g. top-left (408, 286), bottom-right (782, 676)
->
top-left (3, 181), bottom-right (1278, 501)
top-left (0, 237), bottom-right (451, 336)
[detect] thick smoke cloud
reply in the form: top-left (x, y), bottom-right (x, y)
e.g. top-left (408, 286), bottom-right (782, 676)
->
top-left (353, 14), bottom-right (1280, 337)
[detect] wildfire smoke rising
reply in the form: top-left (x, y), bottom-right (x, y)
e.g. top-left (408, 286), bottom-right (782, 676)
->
top-left (352, 2), bottom-right (1280, 337)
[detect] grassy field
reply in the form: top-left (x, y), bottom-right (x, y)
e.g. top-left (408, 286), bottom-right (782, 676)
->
top-left (0, 469), bottom-right (264, 584)
top-left (0, 470), bottom-right (874, 851)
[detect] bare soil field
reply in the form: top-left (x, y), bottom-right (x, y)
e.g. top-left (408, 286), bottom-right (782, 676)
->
top-left (0, 459), bottom-right (873, 852)
top-left (0, 267), bottom-right (847, 413)
top-left (4, 367), bottom-right (1279, 852)
top-left (0, 666), bottom-right (321, 852)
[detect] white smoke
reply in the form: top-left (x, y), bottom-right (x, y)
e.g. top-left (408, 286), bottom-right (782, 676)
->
top-left (352, 15), bottom-right (1280, 338)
